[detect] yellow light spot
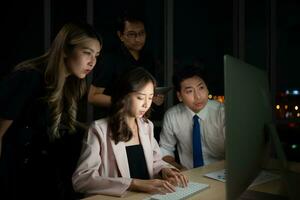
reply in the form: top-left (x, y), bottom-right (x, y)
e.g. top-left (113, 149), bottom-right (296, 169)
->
top-left (276, 105), bottom-right (280, 110)
top-left (295, 106), bottom-right (299, 111)
top-left (284, 105), bottom-right (288, 110)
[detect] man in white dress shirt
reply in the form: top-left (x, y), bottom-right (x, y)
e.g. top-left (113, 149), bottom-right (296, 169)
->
top-left (159, 65), bottom-right (225, 170)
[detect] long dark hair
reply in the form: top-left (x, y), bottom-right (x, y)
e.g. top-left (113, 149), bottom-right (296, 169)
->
top-left (15, 21), bottom-right (102, 139)
top-left (108, 67), bottom-right (156, 144)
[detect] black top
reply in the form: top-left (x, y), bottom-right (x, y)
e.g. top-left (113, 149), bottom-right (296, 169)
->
top-left (92, 44), bottom-right (155, 94)
top-left (0, 68), bottom-right (83, 200)
top-left (126, 144), bottom-right (150, 180)
top-left (91, 44), bottom-right (155, 119)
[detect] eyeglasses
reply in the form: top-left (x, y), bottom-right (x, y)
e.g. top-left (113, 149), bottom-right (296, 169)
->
top-left (124, 31), bottom-right (146, 39)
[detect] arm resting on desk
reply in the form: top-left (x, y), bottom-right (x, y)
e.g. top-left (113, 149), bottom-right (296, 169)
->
top-left (88, 85), bottom-right (111, 107)
top-left (162, 155), bottom-right (188, 171)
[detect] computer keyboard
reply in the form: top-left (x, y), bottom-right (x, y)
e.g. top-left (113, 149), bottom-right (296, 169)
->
top-left (147, 181), bottom-right (209, 200)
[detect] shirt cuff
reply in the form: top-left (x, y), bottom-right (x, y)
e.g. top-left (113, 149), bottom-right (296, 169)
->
top-left (160, 147), bottom-right (175, 158)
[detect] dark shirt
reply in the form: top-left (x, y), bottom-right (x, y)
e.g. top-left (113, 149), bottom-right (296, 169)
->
top-left (126, 144), bottom-right (150, 180)
top-left (92, 44), bottom-right (155, 95)
top-left (91, 44), bottom-right (155, 119)
top-left (0, 68), bottom-right (82, 200)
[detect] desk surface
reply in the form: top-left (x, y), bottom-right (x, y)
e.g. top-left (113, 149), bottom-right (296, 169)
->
top-left (82, 160), bottom-right (294, 200)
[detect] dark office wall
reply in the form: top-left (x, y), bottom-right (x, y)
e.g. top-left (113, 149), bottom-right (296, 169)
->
top-left (277, 1), bottom-right (300, 91)
top-left (242, 0), bottom-right (300, 93)
top-left (244, 0), bottom-right (268, 69)
top-left (174, 0), bottom-right (233, 95)
top-left (51, 1), bottom-right (87, 38)
top-left (1, 1), bottom-right (44, 79)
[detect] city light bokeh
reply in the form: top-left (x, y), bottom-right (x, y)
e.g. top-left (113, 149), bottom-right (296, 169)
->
top-left (275, 89), bottom-right (300, 120)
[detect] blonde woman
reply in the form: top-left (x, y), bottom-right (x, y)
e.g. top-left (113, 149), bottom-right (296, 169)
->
top-left (0, 21), bottom-right (102, 200)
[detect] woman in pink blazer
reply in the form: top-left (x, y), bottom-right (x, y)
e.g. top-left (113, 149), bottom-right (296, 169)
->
top-left (72, 67), bottom-right (188, 197)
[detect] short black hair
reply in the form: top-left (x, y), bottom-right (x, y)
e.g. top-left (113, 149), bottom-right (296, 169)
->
top-left (172, 65), bottom-right (207, 92)
top-left (116, 10), bottom-right (145, 33)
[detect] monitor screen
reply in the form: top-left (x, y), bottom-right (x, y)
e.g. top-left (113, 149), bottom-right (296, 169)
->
top-left (224, 55), bottom-right (273, 200)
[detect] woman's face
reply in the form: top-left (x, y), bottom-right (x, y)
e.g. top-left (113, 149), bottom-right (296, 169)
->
top-left (66, 38), bottom-right (101, 79)
top-left (127, 81), bottom-right (154, 118)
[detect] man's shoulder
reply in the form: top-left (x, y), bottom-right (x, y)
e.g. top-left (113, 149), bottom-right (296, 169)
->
top-left (99, 48), bottom-right (130, 71)
top-left (204, 100), bottom-right (225, 118)
top-left (140, 48), bottom-right (154, 60)
top-left (206, 100), bottom-right (224, 110)
top-left (104, 47), bottom-right (133, 66)
top-left (165, 103), bottom-right (187, 117)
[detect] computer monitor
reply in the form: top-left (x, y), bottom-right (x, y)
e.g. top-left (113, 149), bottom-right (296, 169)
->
top-left (224, 55), bottom-right (273, 200)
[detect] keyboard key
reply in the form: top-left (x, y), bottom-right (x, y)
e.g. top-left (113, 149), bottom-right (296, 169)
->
top-left (148, 182), bottom-right (209, 200)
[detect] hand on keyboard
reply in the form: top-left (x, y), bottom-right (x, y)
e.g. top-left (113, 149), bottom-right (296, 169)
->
top-left (161, 168), bottom-right (189, 188)
top-left (148, 182), bottom-right (209, 200)
top-left (131, 179), bottom-right (176, 194)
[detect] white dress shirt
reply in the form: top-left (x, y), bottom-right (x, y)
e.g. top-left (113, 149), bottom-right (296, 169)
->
top-left (159, 100), bottom-right (225, 169)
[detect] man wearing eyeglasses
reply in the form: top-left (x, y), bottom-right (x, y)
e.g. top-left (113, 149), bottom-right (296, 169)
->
top-left (89, 11), bottom-right (164, 120)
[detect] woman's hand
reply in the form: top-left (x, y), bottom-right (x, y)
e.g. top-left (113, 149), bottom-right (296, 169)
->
top-left (161, 168), bottom-right (189, 187)
top-left (129, 179), bottom-right (176, 194)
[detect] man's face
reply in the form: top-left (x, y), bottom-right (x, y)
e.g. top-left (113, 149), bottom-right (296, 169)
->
top-left (118, 21), bottom-right (146, 52)
top-left (177, 76), bottom-right (209, 113)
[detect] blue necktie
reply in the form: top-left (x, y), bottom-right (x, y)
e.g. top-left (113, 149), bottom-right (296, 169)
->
top-left (193, 115), bottom-right (204, 167)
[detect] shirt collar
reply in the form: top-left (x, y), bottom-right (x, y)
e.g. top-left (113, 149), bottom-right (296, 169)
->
top-left (183, 101), bottom-right (209, 120)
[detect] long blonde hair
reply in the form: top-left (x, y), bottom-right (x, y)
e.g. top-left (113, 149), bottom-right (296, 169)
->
top-left (15, 21), bottom-right (102, 139)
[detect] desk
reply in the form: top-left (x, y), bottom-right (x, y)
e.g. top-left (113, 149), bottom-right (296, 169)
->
top-left (81, 160), bottom-right (292, 200)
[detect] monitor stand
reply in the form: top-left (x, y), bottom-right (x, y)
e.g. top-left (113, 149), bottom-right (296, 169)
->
top-left (238, 190), bottom-right (288, 200)
top-left (265, 123), bottom-right (300, 200)
top-left (237, 123), bottom-right (300, 200)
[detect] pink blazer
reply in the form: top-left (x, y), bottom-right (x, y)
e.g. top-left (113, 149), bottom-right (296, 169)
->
top-left (72, 118), bottom-right (168, 197)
